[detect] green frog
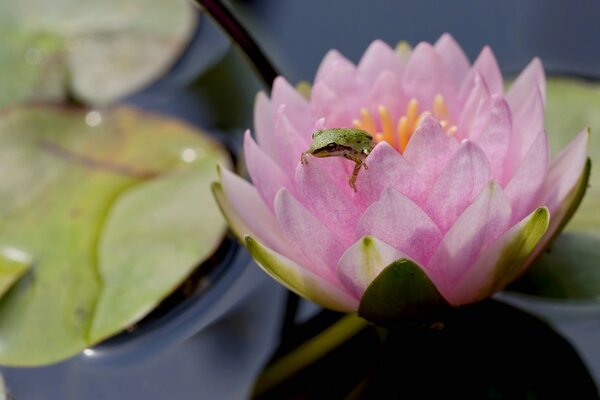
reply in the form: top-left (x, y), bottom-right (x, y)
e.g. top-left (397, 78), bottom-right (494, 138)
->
top-left (301, 128), bottom-right (375, 192)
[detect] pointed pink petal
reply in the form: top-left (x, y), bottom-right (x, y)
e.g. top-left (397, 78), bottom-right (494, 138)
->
top-left (355, 141), bottom-right (427, 208)
top-left (273, 108), bottom-right (310, 178)
top-left (296, 159), bottom-right (361, 243)
top-left (218, 167), bottom-right (294, 258)
top-left (403, 42), bottom-right (455, 115)
top-left (457, 73), bottom-right (491, 141)
top-left (253, 92), bottom-right (276, 157)
top-left (434, 33), bottom-right (470, 90)
top-left (311, 81), bottom-right (352, 128)
top-left (403, 115), bottom-right (460, 188)
top-left (505, 88), bottom-right (545, 180)
top-left (425, 140), bottom-right (492, 232)
top-left (272, 76), bottom-right (312, 136)
top-left (445, 207), bottom-right (549, 306)
top-left (245, 235), bottom-right (359, 312)
top-left (428, 182), bottom-right (512, 291)
top-left (358, 40), bottom-right (404, 84)
top-left (507, 58), bottom-right (546, 112)
top-left (474, 95), bottom-right (513, 181)
top-left (366, 71), bottom-right (406, 123)
top-left (275, 188), bottom-right (350, 284)
top-left (337, 236), bottom-right (407, 298)
top-left (357, 188), bottom-right (443, 266)
top-left (315, 50), bottom-right (365, 106)
top-left (459, 46), bottom-right (503, 103)
top-left (504, 130), bottom-right (550, 223)
top-left (244, 131), bottom-right (294, 212)
top-left (539, 129), bottom-right (589, 214)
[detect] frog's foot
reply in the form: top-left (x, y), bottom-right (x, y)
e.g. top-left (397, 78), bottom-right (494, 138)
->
top-left (363, 161), bottom-right (368, 170)
top-left (348, 175), bottom-right (357, 192)
top-left (301, 151), bottom-right (310, 165)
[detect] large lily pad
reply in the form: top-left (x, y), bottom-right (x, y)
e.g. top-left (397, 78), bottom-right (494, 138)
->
top-left (0, 0), bottom-right (196, 106)
top-left (0, 105), bottom-right (230, 365)
top-left (515, 77), bottom-right (600, 299)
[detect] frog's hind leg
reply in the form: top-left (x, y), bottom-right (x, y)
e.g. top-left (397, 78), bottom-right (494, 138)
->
top-left (348, 161), bottom-right (364, 192)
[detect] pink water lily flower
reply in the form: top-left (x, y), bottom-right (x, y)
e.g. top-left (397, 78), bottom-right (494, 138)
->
top-left (213, 34), bottom-right (589, 323)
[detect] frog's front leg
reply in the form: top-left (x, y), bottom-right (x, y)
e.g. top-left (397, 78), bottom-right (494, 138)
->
top-left (300, 151), bottom-right (310, 165)
top-left (348, 160), bottom-right (365, 192)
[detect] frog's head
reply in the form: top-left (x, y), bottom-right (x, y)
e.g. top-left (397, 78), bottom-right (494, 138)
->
top-left (309, 128), bottom-right (372, 158)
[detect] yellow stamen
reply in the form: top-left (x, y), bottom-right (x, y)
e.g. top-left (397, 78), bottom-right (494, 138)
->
top-left (360, 108), bottom-right (376, 134)
top-left (447, 126), bottom-right (458, 136)
top-left (352, 119), bottom-right (363, 130)
top-left (397, 116), bottom-right (409, 152)
top-left (377, 105), bottom-right (395, 146)
top-left (374, 133), bottom-right (385, 143)
top-left (406, 99), bottom-right (419, 130)
top-left (433, 94), bottom-right (450, 121)
top-left (395, 41), bottom-right (412, 62)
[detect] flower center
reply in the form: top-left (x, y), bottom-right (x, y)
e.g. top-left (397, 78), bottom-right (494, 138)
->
top-left (352, 95), bottom-right (457, 152)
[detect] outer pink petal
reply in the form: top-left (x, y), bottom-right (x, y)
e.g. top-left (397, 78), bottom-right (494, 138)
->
top-left (403, 42), bottom-right (455, 116)
top-left (505, 88), bottom-right (545, 180)
top-left (457, 73), bottom-right (491, 141)
top-left (275, 188), bottom-right (350, 284)
top-left (337, 236), bottom-right (407, 298)
top-left (253, 92), bottom-right (276, 156)
top-left (357, 188), bottom-right (443, 266)
top-left (355, 141), bottom-right (428, 209)
top-left (357, 40), bottom-right (404, 84)
top-left (315, 50), bottom-right (366, 112)
top-left (507, 58), bottom-right (546, 112)
top-left (504, 130), bottom-right (550, 223)
top-left (459, 46), bottom-right (503, 103)
top-left (311, 81), bottom-right (352, 128)
top-left (403, 115), bottom-right (460, 188)
top-left (296, 159), bottom-right (361, 243)
top-left (244, 130), bottom-right (293, 212)
top-left (434, 33), bottom-right (470, 91)
top-left (474, 95), bottom-right (512, 181)
top-left (425, 140), bottom-right (492, 232)
top-left (271, 77), bottom-right (312, 137)
top-left (273, 107), bottom-right (310, 178)
top-left (218, 167), bottom-right (295, 258)
top-left (428, 182), bottom-right (512, 291)
top-left (445, 207), bottom-right (549, 306)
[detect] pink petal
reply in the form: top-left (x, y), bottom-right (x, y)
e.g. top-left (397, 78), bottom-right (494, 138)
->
top-left (445, 207), bottom-right (549, 306)
top-left (504, 130), bottom-right (550, 223)
top-left (459, 46), bottom-right (503, 103)
top-left (244, 130), bottom-right (294, 212)
top-left (425, 140), bottom-right (492, 232)
top-left (296, 159), bottom-right (361, 243)
top-left (428, 182), bottom-right (512, 291)
top-left (315, 50), bottom-right (365, 110)
top-left (272, 76), bottom-right (312, 137)
top-left (366, 71), bottom-right (406, 123)
top-left (245, 235), bottom-right (359, 312)
top-left (273, 107), bottom-right (310, 178)
top-left (403, 115), bottom-right (460, 188)
top-left (507, 58), bottom-right (546, 112)
top-left (275, 188), bottom-right (350, 284)
top-left (403, 42), bottom-right (455, 115)
top-left (311, 81), bottom-right (352, 128)
top-left (457, 73), bottom-right (491, 141)
top-left (355, 141), bottom-right (427, 208)
top-left (218, 167), bottom-right (295, 258)
top-left (357, 188), bottom-right (443, 266)
top-left (253, 91), bottom-right (276, 156)
top-left (434, 33), bottom-right (470, 90)
top-left (357, 40), bottom-right (404, 84)
top-left (337, 236), bottom-right (407, 298)
top-left (539, 128), bottom-right (589, 215)
top-left (474, 95), bottom-right (512, 181)
top-left (505, 88), bottom-right (545, 180)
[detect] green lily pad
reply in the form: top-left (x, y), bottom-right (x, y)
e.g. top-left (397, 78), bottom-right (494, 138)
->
top-left (0, 0), bottom-right (196, 106)
top-left (514, 77), bottom-right (600, 300)
top-left (358, 259), bottom-right (449, 325)
top-left (0, 105), bottom-right (230, 365)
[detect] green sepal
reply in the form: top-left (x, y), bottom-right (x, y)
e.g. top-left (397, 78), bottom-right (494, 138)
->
top-left (358, 259), bottom-right (449, 325)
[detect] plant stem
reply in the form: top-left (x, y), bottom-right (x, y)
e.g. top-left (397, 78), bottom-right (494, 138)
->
top-left (253, 313), bottom-right (370, 397)
top-left (193, 0), bottom-right (280, 90)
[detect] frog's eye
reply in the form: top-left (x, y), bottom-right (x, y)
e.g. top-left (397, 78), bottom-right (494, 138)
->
top-left (326, 143), bottom-right (337, 152)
